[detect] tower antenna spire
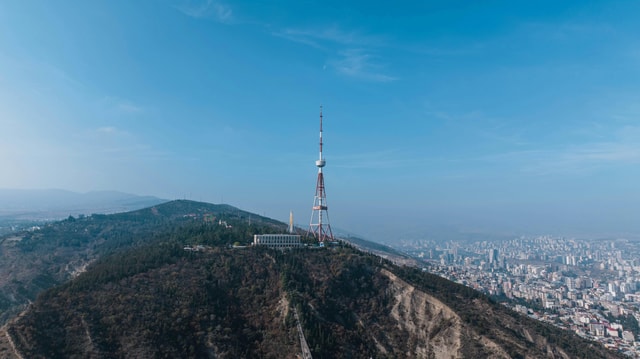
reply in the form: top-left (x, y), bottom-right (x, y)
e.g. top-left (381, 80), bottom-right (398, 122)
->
top-left (309, 105), bottom-right (334, 242)
top-left (319, 105), bottom-right (323, 157)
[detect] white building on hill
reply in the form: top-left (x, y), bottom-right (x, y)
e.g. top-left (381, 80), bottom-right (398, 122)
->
top-left (253, 234), bottom-right (302, 248)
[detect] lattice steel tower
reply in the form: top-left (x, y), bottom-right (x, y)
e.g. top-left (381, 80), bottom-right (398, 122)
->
top-left (308, 106), bottom-right (334, 242)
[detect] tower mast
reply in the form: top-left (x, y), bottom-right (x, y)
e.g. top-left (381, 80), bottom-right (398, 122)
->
top-left (309, 106), bottom-right (334, 242)
top-left (289, 211), bottom-right (294, 234)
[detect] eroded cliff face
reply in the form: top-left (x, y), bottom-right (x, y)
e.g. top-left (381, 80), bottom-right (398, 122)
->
top-left (380, 269), bottom-right (511, 359)
top-left (385, 268), bottom-right (462, 358)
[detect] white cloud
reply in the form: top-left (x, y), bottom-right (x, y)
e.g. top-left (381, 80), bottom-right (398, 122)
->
top-left (95, 126), bottom-right (132, 137)
top-left (272, 25), bottom-right (396, 82)
top-left (99, 96), bottom-right (144, 116)
top-left (330, 49), bottom-right (396, 82)
top-left (175, 0), bottom-right (233, 23)
top-left (272, 29), bottom-right (325, 49)
top-left (273, 26), bottom-right (383, 48)
top-left (481, 139), bottom-right (640, 176)
top-left (116, 100), bottom-right (143, 114)
top-left (563, 142), bottom-right (640, 163)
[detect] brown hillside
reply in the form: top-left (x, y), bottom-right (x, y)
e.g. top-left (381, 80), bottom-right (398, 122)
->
top-left (4, 243), bottom-right (624, 359)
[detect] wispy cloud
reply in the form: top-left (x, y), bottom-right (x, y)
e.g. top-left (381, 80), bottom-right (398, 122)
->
top-left (175, 7), bottom-right (398, 82)
top-left (175, 0), bottom-right (232, 23)
top-left (331, 49), bottom-right (396, 82)
top-left (332, 149), bottom-right (435, 170)
top-left (421, 103), bottom-right (530, 147)
top-left (115, 100), bottom-right (143, 114)
top-left (100, 96), bottom-right (144, 115)
top-left (96, 126), bottom-right (130, 137)
top-left (407, 42), bottom-right (485, 57)
top-left (520, 20), bottom-right (615, 42)
top-left (272, 26), bottom-right (383, 49)
top-left (272, 29), bottom-right (324, 49)
top-left (272, 25), bottom-right (396, 82)
top-left (560, 142), bottom-right (640, 164)
top-left (482, 140), bottom-right (640, 176)
top-left (88, 127), bottom-right (174, 161)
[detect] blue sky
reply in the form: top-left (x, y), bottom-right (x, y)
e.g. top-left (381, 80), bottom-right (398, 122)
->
top-left (1, 0), bottom-right (640, 241)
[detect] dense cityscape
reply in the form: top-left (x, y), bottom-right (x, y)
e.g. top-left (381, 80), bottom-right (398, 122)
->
top-left (393, 235), bottom-right (640, 357)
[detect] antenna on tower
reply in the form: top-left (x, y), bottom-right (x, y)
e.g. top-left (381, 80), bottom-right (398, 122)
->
top-left (308, 105), bottom-right (334, 242)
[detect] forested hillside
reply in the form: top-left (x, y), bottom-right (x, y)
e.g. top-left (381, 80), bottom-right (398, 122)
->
top-left (3, 237), bottom-right (624, 358)
top-left (0, 200), bottom-right (283, 324)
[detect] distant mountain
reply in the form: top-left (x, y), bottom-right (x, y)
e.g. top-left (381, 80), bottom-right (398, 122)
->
top-left (0, 201), bottom-right (624, 358)
top-left (0, 189), bottom-right (167, 220)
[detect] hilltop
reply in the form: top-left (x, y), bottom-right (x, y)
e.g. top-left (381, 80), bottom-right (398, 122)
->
top-left (0, 203), bottom-right (624, 358)
top-left (0, 200), bottom-right (282, 324)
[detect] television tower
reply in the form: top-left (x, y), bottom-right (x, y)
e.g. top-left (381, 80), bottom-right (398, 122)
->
top-left (309, 106), bottom-right (334, 242)
top-left (289, 211), bottom-right (294, 234)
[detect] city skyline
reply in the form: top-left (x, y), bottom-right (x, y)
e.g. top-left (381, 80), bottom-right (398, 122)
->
top-left (1, 1), bottom-right (640, 240)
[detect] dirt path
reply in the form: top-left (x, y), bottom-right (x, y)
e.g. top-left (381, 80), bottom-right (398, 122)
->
top-left (0, 326), bottom-right (24, 359)
top-left (293, 307), bottom-right (312, 359)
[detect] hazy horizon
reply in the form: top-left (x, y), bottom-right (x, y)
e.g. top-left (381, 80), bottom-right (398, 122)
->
top-left (2, 1), bottom-right (640, 241)
top-left (1, 187), bottom-right (638, 243)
